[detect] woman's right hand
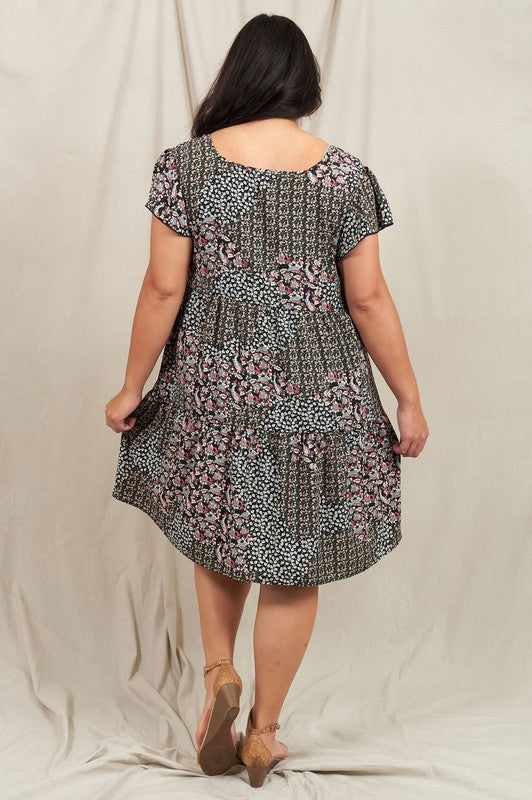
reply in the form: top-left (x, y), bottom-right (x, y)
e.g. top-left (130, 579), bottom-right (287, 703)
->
top-left (105, 385), bottom-right (143, 433)
top-left (393, 399), bottom-right (430, 457)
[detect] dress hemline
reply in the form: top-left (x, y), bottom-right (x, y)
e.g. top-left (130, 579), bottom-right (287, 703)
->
top-left (111, 486), bottom-right (402, 588)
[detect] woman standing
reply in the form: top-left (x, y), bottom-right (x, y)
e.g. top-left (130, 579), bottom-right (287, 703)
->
top-left (105, 13), bottom-right (429, 788)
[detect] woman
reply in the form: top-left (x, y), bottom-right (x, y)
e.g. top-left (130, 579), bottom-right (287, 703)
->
top-left (105, 12), bottom-right (429, 789)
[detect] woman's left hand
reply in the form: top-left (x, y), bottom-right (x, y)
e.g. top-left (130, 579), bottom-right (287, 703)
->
top-left (105, 386), bottom-right (142, 433)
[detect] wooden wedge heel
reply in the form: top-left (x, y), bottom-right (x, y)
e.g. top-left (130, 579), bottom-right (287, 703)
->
top-left (236, 710), bottom-right (284, 788)
top-left (196, 657), bottom-right (243, 775)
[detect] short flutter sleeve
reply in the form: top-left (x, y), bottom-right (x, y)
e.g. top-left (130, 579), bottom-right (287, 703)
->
top-left (144, 147), bottom-right (192, 236)
top-left (336, 165), bottom-right (394, 260)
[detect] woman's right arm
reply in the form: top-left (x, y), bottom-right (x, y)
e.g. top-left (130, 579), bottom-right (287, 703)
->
top-left (338, 233), bottom-right (429, 458)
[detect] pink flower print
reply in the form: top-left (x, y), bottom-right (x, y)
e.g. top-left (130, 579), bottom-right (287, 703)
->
top-left (317, 369), bottom-right (369, 429)
top-left (215, 511), bottom-right (251, 574)
top-left (231, 427), bottom-right (263, 460)
top-left (289, 432), bottom-right (328, 470)
top-left (177, 333), bottom-right (297, 418)
top-left (272, 255), bottom-right (335, 312)
top-left (194, 223), bottom-right (251, 279)
top-left (307, 150), bottom-right (352, 188)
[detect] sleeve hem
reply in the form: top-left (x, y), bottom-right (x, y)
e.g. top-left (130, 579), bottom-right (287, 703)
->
top-left (145, 202), bottom-right (193, 237)
top-left (336, 219), bottom-right (394, 261)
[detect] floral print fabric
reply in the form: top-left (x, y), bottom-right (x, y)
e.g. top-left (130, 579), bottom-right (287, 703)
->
top-left (112, 133), bottom-right (401, 586)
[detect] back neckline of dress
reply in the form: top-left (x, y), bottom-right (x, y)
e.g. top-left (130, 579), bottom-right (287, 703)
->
top-left (204, 132), bottom-right (334, 175)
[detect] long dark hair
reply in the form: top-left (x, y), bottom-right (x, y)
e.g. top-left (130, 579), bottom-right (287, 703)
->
top-left (191, 14), bottom-right (322, 138)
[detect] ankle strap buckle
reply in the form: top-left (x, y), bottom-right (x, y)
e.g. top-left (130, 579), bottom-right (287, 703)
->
top-left (203, 657), bottom-right (233, 676)
top-left (250, 721), bottom-right (281, 735)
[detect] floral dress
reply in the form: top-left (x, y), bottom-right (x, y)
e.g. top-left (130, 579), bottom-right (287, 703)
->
top-left (111, 132), bottom-right (401, 586)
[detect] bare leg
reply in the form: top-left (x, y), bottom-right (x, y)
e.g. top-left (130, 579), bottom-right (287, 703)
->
top-left (193, 563), bottom-right (252, 750)
top-left (249, 584), bottom-right (319, 758)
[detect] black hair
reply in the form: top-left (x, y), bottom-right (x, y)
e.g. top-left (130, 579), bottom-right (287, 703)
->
top-left (191, 14), bottom-right (322, 137)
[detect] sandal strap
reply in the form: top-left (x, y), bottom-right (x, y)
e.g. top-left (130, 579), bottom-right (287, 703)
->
top-left (250, 721), bottom-right (281, 735)
top-left (203, 657), bottom-right (233, 676)
top-left (248, 710), bottom-right (280, 735)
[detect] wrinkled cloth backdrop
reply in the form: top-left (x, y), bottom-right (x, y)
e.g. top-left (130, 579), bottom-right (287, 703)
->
top-left (1, 1), bottom-right (531, 798)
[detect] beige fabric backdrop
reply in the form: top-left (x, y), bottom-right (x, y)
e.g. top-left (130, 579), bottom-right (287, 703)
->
top-left (2, 1), bottom-right (531, 797)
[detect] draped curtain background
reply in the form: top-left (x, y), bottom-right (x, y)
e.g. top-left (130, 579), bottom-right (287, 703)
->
top-left (1, 1), bottom-right (531, 797)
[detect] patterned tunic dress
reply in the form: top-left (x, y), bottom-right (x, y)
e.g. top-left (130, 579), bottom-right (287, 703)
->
top-left (112, 132), bottom-right (401, 586)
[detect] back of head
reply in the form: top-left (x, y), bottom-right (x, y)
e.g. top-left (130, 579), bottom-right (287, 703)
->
top-left (191, 13), bottom-right (322, 137)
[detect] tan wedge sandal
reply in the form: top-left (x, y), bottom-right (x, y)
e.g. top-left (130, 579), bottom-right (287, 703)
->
top-left (196, 657), bottom-right (243, 775)
top-left (236, 709), bottom-right (284, 788)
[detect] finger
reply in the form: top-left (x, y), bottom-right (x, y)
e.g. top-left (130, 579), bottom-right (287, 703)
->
top-left (115, 418), bottom-right (136, 432)
top-left (410, 439), bottom-right (427, 457)
top-left (107, 419), bottom-right (125, 433)
top-left (405, 440), bottom-right (419, 457)
top-left (397, 439), bottom-right (413, 456)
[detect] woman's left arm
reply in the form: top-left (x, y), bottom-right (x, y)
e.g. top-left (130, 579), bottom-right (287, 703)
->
top-left (105, 216), bottom-right (192, 433)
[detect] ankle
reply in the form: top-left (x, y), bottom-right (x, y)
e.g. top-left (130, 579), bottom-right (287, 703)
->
top-left (248, 706), bottom-right (281, 733)
top-left (203, 659), bottom-right (225, 689)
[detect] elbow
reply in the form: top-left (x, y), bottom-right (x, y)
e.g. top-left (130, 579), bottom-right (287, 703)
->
top-left (144, 274), bottom-right (182, 301)
top-left (346, 288), bottom-right (385, 314)
top-left (149, 286), bottom-right (180, 301)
